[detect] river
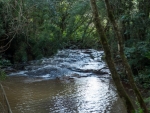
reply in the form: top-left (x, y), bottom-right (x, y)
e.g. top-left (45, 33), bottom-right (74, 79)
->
top-left (0, 49), bottom-right (127, 113)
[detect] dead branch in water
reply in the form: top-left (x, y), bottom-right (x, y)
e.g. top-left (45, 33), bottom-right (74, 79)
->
top-left (0, 83), bottom-right (12, 113)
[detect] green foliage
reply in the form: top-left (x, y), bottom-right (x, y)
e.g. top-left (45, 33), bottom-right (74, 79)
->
top-left (145, 51), bottom-right (150, 59)
top-left (0, 0), bottom-right (102, 63)
top-left (125, 42), bottom-right (150, 70)
top-left (134, 67), bottom-right (150, 89)
top-left (14, 42), bottom-right (28, 62)
top-left (0, 69), bottom-right (7, 81)
top-left (31, 36), bottom-right (59, 59)
top-left (104, 0), bottom-right (150, 89)
top-left (144, 96), bottom-right (150, 110)
top-left (135, 96), bottom-right (150, 113)
top-left (124, 41), bottom-right (150, 88)
top-left (0, 2), bottom-right (5, 37)
top-left (0, 56), bottom-right (11, 66)
top-left (135, 103), bottom-right (143, 113)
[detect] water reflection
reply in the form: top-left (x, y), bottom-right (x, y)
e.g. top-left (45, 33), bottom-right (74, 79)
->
top-left (74, 77), bottom-right (117, 113)
top-left (1, 76), bottom-right (127, 113)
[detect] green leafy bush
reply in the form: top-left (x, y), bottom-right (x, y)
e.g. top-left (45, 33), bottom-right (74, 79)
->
top-left (125, 41), bottom-right (150, 72)
top-left (0, 69), bottom-right (6, 81)
top-left (124, 41), bottom-right (150, 88)
top-left (0, 56), bottom-right (11, 66)
top-left (134, 67), bottom-right (150, 89)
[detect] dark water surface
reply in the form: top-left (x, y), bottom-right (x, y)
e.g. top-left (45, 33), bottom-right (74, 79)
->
top-left (1, 49), bottom-right (127, 113)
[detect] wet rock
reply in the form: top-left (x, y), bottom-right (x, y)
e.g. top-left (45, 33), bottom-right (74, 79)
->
top-left (93, 69), bottom-right (109, 75)
top-left (8, 49), bottom-right (109, 79)
top-left (71, 73), bottom-right (80, 77)
top-left (56, 75), bottom-right (75, 83)
top-left (82, 49), bottom-right (93, 54)
top-left (3, 67), bottom-right (17, 74)
top-left (13, 63), bottom-right (29, 70)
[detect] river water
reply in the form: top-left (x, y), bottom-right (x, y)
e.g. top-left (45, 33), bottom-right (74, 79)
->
top-left (0, 49), bottom-right (127, 113)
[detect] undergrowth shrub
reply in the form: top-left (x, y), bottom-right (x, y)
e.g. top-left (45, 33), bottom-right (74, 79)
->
top-left (125, 41), bottom-right (150, 88)
top-left (125, 41), bottom-right (150, 74)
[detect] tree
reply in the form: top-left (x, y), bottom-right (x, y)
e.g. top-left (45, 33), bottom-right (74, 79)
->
top-left (89, 0), bottom-right (135, 112)
top-left (104, 0), bottom-right (149, 112)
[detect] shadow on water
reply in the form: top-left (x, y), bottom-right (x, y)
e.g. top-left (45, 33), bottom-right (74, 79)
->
top-left (1, 49), bottom-right (127, 113)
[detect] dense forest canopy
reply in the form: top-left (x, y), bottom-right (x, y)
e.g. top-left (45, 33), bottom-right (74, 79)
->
top-left (0, 0), bottom-right (101, 63)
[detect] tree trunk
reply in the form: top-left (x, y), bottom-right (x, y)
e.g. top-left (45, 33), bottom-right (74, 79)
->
top-left (89, 0), bottom-right (135, 112)
top-left (104, 0), bottom-right (149, 112)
